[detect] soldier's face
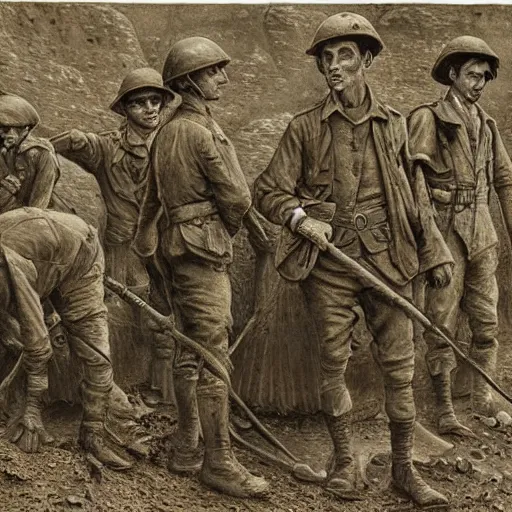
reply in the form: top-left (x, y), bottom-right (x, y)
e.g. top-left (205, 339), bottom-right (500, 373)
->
top-left (191, 65), bottom-right (229, 100)
top-left (124, 89), bottom-right (163, 129)
top-left (319, 40), bottom-right (367, 92)
top-left (0, 126), bottom-right (29, 149)
top-left (450, 59), bottom-right (492, 104)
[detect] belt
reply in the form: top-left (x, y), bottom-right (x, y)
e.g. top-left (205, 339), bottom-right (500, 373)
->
top-left (332, 206), bottom-right (387, 231)
top-left (167, 200), bottom-right (218, 224)
top-left (430, 186), bottom-right (476, 207)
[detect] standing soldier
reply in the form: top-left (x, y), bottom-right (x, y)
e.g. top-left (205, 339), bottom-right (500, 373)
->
top-left (254, 13), bottom-right (453, 507)
top-left (0, 93), bottom-right (59, 213)
top-left (0, 207), bottom-right (132, 470)
top-left (408, 37), bottom-right (512, 435)
top-left (52, 68), bottom-right (176, 403)
top-left (133, 37), bottom-right (269, 498)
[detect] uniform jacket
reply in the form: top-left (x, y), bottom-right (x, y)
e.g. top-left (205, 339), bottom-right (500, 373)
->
top-left (0, 208), bottom-right (102, 387)
top-left (52, 123), bottom-right (155, 246)
top-left (133, 93), bottom-right (252, 265)
top-left (408, 94), bottom-right (512, 260)
top-left (0, 135), bottom-right (60, 213)
top-left (254, 89), bottom-right (453, 284)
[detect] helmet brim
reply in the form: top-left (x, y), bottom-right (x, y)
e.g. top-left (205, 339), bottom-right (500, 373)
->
top-left (432, 52), bottom-right (499, 86)
top-left (163, 58), bottom-right (231, 85)
top-left (306, 34), bottom-right (383, 58)
top-left (109, 85), bottom-right (175, 115)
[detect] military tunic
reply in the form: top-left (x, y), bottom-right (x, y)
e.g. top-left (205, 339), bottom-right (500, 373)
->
top-left (255, 89), bottom-right (452, 420)
top-left (408, 91), bottom-right (512, 373)
top-left (134, 93), bottom-right (252, 394)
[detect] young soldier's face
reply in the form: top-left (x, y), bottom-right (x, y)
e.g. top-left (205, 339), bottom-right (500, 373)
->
top-left (450, 59), bottom-right (492, 104)
top-left (318, 40), bottom-right (367, 92)
top-left (0, 126), bottom-right (29, 149)
top-left (191, 65), bottom-right (229, 100)
top-left (124, 89), bottom-right (163, 129)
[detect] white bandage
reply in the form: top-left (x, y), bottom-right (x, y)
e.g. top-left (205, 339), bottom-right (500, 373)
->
top-left (288, 207), bottom-right (307, 232)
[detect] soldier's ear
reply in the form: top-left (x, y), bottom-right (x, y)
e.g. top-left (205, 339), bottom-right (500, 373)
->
top-left (362, 50), bottom-right (373, 69)
top-left (448, 66), bottom-right (457, 83)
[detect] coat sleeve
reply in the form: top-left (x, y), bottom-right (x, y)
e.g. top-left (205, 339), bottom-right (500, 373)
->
top-left (51, 129), bottom-right (108, 175)
top-left (27, 148), bottom-right (60, 209)
top-left (196, 126), bottom-right (251, 236)
top-left (253, 119), bottom-right (303, 225)
top-left (401, 114), bottom-right (454, 273)
top-left (407, 107), bottom-right (450, 175)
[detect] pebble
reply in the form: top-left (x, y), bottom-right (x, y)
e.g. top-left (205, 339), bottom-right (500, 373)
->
top-left (455, 457), bottom-right (472, 474)
top-left (496, 411), bottom-right (512, 427)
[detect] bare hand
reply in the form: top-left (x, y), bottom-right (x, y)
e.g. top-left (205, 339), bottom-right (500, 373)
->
top-left (296, 217), bottom-right (333, 251)
top-left (7, 405), bottom-right (54, 453)
top-left (427, 263), bottom-right (453, 289)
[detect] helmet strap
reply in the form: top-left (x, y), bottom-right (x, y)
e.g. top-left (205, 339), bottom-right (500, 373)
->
top-left (185, 74), bottom-right (206, 100)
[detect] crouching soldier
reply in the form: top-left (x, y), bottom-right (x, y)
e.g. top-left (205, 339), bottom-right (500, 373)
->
top-left (134, 37), bottom-right (269, 498)
top-left (408, 37), bottom-right (512, 435)
top-left (0, 207), bottom-right (132, 470)
top-left (52, 68), bottom-right (177, 404)
top-left (254, 13), bottom-right (453, 507)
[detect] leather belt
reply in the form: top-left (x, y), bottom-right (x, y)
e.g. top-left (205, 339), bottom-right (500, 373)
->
top-left (332, 207), bottom-right (387, 231)
top-left (168, 200), bottom-right (218, 224)
top-left (430, 186), bottom-right (476, 207)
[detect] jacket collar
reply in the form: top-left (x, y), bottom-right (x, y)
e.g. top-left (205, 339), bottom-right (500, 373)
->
top-left (429, 89), bottom-right (493, 126)
top-left (180, 92), bottom-right (211, 117)
top-left (320, 86), bottom-right (388, 124)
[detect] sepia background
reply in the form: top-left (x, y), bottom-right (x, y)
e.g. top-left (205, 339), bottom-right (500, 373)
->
top-left (1, 5), bottom-right (512, 510)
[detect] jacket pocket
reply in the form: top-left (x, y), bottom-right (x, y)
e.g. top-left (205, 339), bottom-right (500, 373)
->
top-left (179, 215), bottom-right (233, 263)
top-left (359, 222), bottom-right (391, 254)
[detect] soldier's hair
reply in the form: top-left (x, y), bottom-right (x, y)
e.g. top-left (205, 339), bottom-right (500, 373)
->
top-left (448, 54), bottom-right (498, 82)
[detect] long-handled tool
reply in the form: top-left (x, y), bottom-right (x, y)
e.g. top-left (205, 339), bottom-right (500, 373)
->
top-left (104, 276), bottom-right (323, 481)
top-left (325, 242), bottom-right (512, 405)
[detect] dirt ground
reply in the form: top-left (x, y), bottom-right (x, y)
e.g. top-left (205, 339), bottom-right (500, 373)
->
top-left (2, 349), bottom-right (512, 512)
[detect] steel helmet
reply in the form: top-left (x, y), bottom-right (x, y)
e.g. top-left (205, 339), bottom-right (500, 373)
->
top-left (432, 36), bottom-right (499, 85)
top-left (0, 93), bottom-right (40, 127)
top-left (109, 67), bottom-right (175, 115)
top-left (306, 12), bottom-right (384, 58)
top-left (162, 37), bottom-right (231, 84)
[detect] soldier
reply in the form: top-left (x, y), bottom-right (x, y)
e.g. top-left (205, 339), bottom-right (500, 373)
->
top-left (408, 37), bottom-right (512, 435)
top-left (133, 37), bottom-right (269, 498)
top-left (0, 93), bottom-right (59, 213)
top-left (52, 68), bottom-right (176, 404)
top-left (254, 13), bottom-right (453, 507)
top-left (0, 207), bottom-right (132, 470)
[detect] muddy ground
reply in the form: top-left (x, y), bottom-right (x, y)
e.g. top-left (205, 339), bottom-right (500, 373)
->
top-left (2, 345), bottom-right (512, 512)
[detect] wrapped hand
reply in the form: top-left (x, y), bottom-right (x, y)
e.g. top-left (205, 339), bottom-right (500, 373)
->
top-left (296, 216), bottom-right (333, 251)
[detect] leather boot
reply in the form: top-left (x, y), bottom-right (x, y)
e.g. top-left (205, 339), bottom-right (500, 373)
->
top-left (197, 388), bottom-right (269, 498)
top-left (168, 368), bottom-right (202, 473)
top-left (390, 420), bottom-right (449, 507)
top-left (432, 372), bottom-right (473, 437)
top-left (470, 341), bottom-right (498, 417)
top-left (323, 412), bottom-right (356, 493)
top-left (79, 386), bottom-right (133, 471)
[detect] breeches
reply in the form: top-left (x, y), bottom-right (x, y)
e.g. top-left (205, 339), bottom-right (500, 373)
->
top-left (302, 253), bottom-right (415, 422)
top-left (53, 248), bottom-right (113, 394)
top-left (166, 255), bottom-right (233, 396)
top-left (424, 229), bottom-right (498, 375)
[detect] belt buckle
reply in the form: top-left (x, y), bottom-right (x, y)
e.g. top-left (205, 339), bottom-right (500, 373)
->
top-left (354, 213), bottom-right (368, 231)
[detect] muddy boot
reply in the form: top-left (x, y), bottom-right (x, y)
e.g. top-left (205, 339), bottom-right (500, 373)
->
top-left (197, 388), bottom-right (269, 498)
top-left (470, 341), bottom-right (498, 417)
top-left (390, 420), bottom-right (449, 507)
top-left (79, 387), bottom-right (133, 471)
top-left (168, 368), bottom-right (202, 473)
top-left (432, 372), bottom-right (473, 437)
top-left (323, 412), bottom-right (357, 493)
